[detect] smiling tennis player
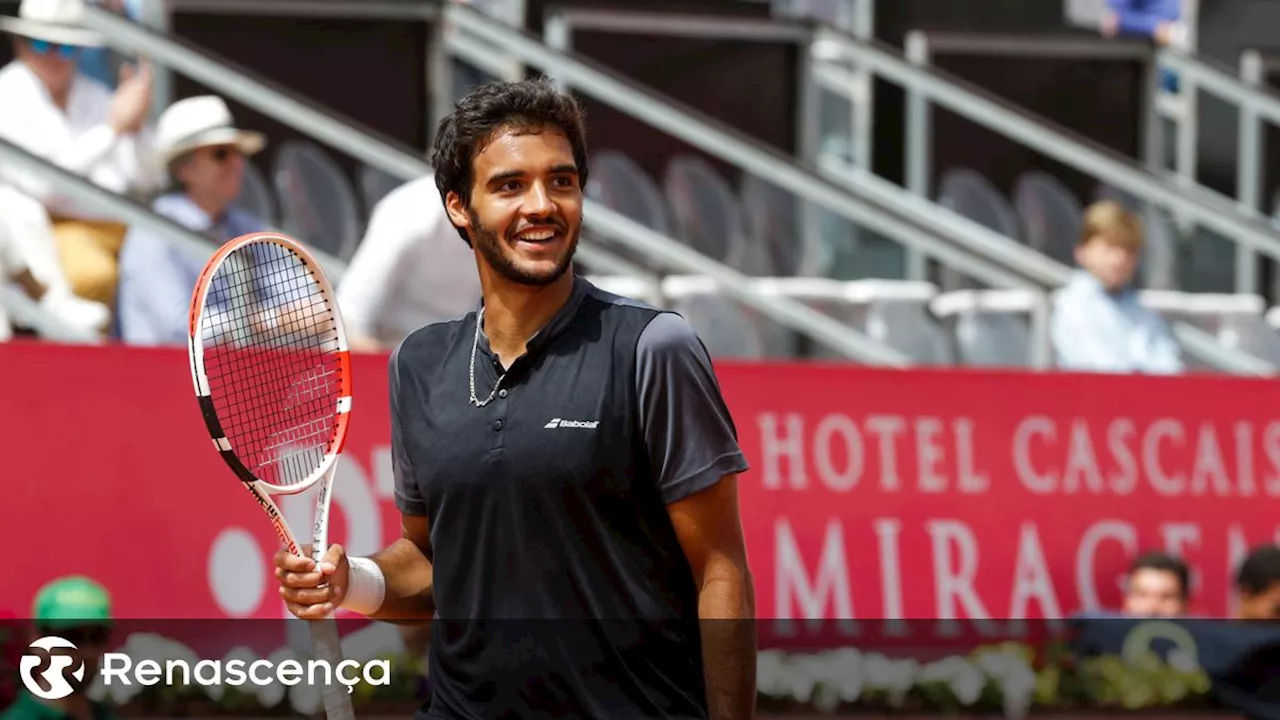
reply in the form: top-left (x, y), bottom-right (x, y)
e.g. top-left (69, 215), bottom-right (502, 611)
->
top-left (274, 77), bottom-right (756, 720)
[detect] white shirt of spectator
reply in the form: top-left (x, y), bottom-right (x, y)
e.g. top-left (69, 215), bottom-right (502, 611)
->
top-left (0, 59), bottom-right (159, 220)
top-left (1051, 269), bottom-right (1184, 375)
top-left (336, 176), bottom-right (482, 346)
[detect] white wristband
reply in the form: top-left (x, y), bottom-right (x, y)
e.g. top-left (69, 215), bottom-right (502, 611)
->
top-left (341, 557), bottom-right (386, 616)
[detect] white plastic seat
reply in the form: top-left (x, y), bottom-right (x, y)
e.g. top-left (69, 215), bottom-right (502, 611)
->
top-left (1142, 291), bottom-right (1280, 365)
top-left (931, 289), bottom-right (1043, 368)
top-left (753, 276), bottom-right (849, 358)
top-left (272, 139), bottom-right (362, 261)
top-left (584, 274), bottom-right (663, 307)
top-left (838, 280), bottom-right (954, 364)
top-left (1138, 290), bottom-right (1244, 327)
top-left (661, 275), bottom-right (767, 360)
top-left (755, 277), bottom-right (950, 363)
top-left (1266, 305), bottom-right (1280, 330)
top-left (656, 275), bottom-right (954, 363)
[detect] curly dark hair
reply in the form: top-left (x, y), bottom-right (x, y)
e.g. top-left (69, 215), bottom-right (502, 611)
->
top-left (1237, 544), bottom-right (1280, 596)
top-left (430, 78), bottom-right (589, 245)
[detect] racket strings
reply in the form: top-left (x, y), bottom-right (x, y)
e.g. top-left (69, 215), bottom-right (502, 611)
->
top-left (198, 241), bottom-right (344, 487)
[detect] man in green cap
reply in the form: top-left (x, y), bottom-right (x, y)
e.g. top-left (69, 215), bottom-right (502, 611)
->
top-left (0, 576), bottom-right (116, 720)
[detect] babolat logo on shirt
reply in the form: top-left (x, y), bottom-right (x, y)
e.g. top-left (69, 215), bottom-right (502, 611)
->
top-left (544, 418), bottom-right (599, 429)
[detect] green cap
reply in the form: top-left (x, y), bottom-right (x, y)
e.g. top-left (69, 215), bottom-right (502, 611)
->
top-left (32, 576), bottom-right (112, 626)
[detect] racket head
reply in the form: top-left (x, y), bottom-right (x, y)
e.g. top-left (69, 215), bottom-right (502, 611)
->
top-left (188, 232), bottom-right (352, 494)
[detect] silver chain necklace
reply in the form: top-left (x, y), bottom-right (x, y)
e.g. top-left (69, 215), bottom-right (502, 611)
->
top-left (469, 307), bottom-right (508, 407)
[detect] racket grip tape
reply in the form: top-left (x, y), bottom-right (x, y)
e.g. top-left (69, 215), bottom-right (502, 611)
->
top-left (309, 617), bottom-right (357, 719)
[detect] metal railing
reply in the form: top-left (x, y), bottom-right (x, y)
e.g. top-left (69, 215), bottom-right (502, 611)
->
top-left (22, 2), bottom-right (1262, 373)
top-left (525, 6), bottom-right (1069, 291)
top-left (539, 8), bottom-right (1065, 288)
top-left (61, 4), bottom-right (910, 365)
top-left (890, 30), bottom-right (1280, 299)
top-left (829, 28), bottom-right (1280, 271)
top-left (886, 33), bottom-right (1160, 283)
top-left (787, 25), bottom-right (1280, 373)
top-left (496, 5), bottom-right (1272, 374)
top-left (0, 130), bottom-right (657, 338)
top-left (1158, 46), bottom-right (1280, 296)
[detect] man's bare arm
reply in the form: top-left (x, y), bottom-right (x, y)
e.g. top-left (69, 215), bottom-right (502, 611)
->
top-left (668, 474), bottom-right (757, 720)
top-left (276, 513), bottom-right (434, 622)
top-left (364, 514), bottom-right (435, 621)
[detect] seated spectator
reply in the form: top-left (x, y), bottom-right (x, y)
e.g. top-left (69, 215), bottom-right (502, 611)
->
top-left (1051, 200), bottom-right (1184, 374)
top-left (1101, 0), bottom-right (1188, 48)
top-left (0, 0), bottom-right (160, 315)
top-left (1121, 551), bottom-right (1190, 617)
top-left (116, 95), bottom-right (267, 345)
top-left (0, 185), bottom-right (109, 337)
top-left (336, 175), bottom-right (481, 351)
top-left (1236, 544), bottom-right (1280, 620)
top-left (0, 576), bottom-right (114, 720)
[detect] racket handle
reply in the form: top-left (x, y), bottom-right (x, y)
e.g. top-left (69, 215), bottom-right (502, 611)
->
top-left (309, 616), bottom-right (357, 719)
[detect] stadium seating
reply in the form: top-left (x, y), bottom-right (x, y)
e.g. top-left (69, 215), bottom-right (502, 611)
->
top-left (8, 0), bottom-right (1280, 378)
top-left (271, 139), bottom-right (363, 262)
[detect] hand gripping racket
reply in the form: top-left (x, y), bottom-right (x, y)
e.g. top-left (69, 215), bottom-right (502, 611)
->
top-left (187, 231), bottom-right (355, 720)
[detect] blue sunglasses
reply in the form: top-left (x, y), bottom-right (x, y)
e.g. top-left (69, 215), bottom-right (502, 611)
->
top-left (29, 39), bottom-right (79, 59)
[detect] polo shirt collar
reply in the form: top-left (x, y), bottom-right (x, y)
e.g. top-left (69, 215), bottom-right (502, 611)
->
top-left (476, 274), bottom-right (590, 359)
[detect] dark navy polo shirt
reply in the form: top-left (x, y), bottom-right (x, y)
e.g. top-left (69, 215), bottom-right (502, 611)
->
top-left (388, 276), bottom-right (750, 720)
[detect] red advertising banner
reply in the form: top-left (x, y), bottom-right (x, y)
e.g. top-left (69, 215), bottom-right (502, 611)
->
top-left (3, 342), bottom-right (1278, 644)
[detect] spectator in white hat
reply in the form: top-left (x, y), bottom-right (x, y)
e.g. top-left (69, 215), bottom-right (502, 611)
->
top-left (0, 0), bottom-right (160, 314)
top-left (115, 95), bottom-right (269, 345)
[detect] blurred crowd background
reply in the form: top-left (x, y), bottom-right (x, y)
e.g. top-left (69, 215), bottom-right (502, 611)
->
top-left (5, 0), bottom-right (1280, 370)
top-left (2, 0), bottom-right (1279, 366)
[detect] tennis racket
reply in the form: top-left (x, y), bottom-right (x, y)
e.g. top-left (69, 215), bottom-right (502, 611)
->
top-left (187, 231), bottom-right (355, 720)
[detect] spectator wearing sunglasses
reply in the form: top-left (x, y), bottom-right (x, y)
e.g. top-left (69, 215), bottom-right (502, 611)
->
top-left (116, 95), bottom-right (269, 345)
top-left (0, 0), bottom-right (161, 325)
top-left (0, 575), bottom-right (116, 720)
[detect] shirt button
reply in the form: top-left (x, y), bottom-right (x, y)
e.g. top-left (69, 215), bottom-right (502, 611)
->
top-left (498, 389), bottom-right (508, 399)
top-left (493, 420), bottom-right (503, 432)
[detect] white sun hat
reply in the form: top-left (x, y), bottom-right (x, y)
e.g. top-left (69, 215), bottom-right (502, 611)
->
top-left (155, 95), bottom-right (267, 165)
top-left (0, 0), bottom-right (105, 48)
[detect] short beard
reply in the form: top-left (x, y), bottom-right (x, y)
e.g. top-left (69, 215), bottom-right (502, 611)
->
top-left (468, 208), bottom-right (577, 287)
